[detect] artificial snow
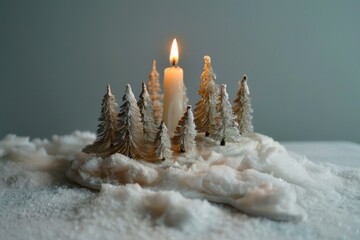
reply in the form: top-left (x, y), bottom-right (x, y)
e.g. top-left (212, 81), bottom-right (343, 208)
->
top-left (0, 131), bottom-right (359, 239)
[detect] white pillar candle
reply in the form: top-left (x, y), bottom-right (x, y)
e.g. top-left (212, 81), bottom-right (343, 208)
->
top-left (163, 38), bottom-right (184, 137)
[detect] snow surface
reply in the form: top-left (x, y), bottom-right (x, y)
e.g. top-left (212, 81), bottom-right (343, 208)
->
top-left (1, 131), bottom-right (359, 240)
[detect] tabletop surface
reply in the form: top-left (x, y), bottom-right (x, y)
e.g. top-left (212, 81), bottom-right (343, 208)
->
top-left (282, 141), bottom-right (360, 168)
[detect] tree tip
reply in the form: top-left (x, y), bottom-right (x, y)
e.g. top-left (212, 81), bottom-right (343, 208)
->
top-left (125, 84), bottom-right (132, 93)
top-left (204, 55), bottom-right (211, 63)
top-left (107, 84), bottom-right (111, 95)
top-left (160, 121), bottom-right (168, 130)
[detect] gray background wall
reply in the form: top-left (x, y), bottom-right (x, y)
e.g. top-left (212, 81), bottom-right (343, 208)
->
top-left (1, 0), bottom-right (359, 142)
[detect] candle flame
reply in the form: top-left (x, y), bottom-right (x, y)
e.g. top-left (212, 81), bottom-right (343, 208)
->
top-left (170, 38), bottom-right (179, 66)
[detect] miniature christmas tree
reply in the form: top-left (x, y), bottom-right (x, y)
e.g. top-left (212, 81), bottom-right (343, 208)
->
top-left (154, 121), bottom-right (173, 160)
top-left (114, 84), bottom-right (144, 159)
top-left (172, 105), bottom-right (197, 152)
top-left (138, 82), bottom-right (157, 142)
top-left (233, 75), bottom-right (254, 134)
top-left (147, 60), bottom-right (163, 124)
top-left (210, 84), bottom-right (241, 146)
top-left (83, 84), bottom-right (119, 157)
top-left (194, 56), bottom-right (219, 136)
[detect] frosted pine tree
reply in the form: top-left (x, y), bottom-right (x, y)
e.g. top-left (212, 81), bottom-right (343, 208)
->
top-left (233, 75), bottom-right (254, 133)
top-left (147, 60), bottom-right (163, 123)
top-left (154, 121), bottom-right (173, 160)
top-left (138, 82), bottom-right (157, 142)
top-left (211, 84), bottom-right (241, 146)
top-left (114, 84), bottom-right (144, 159)
top-left (172, 105), bottom-right (197, 152)
top-left (83, 84), bottom-right (119, 157)
top-left (194, 56), bottom-right (218, 136)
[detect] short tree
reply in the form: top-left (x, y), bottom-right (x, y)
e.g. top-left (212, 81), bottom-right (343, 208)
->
top-left (83, 84), bottom-right (119, 157)
top-left (114, 84), bottom-right (144, 159)
top-left (154, 121), bottom-right (173, 160)
top-left (194, 56), bottom-right (218, 136)
top-left (233, 75), bottom-right (254, 134)
top-left (147, 60), bottom-right (163, 124)
top-left (211, 84), bottom-right (241, 146)
top-left (172, 105), bottom-right (197, 152)
top-left (138, 82), bottom-right (157, 142)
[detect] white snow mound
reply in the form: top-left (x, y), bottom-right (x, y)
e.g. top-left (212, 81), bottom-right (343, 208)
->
top-left (95, 184), bottom-right (222, 232)
top-left (66, 132), bottom-right (320, 221)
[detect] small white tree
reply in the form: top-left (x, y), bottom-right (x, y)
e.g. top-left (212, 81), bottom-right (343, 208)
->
top-left (194, 56), bottom-right (218, 136)
top-left (147, 60), bottom-right (163, 124)
top-left (172, 105), bottom-right (197, 152)
top-left (83, 84), bottom-right (119, 157)
top-left (233, 75), bottom-right (254, 134)
top-left (114, 84), bottom-right (144, 159)
top-left (154, 121), bottom-right (173, 160)
top-left (138, 82), bottom-right (157, 142)
top-left (211, 84), bottom-right (241, 146)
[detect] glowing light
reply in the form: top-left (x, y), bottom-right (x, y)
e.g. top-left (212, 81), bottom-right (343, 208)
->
top-left (169, 38), bottom-right (179, 66)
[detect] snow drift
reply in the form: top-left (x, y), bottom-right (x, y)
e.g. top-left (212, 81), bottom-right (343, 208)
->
top-left (1, 131), bottom-right (359, 240)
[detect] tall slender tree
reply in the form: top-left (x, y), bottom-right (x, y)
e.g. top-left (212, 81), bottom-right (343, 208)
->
top-left (147, 60), bottom-right (163, 123)
top-left (210, 84), bottom-right (241, 146)
top-left (194, 56), bottom-right (218, 136)
top-left (172, 106), bottom-right (197, 152)
top-left (83, 84), bottom-right (119, 157)
top-left (233, 75), bottom-right (254, 134)
top-left (114, 84), bottom-right (144, 159)
top-left (154, 121), bottom-right (173, 160)
top-left (138, 82), bottom-right (157, 142)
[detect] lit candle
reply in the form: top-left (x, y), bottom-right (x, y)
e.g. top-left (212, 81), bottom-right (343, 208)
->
top-left (163, 38), bottom-right (184, 137)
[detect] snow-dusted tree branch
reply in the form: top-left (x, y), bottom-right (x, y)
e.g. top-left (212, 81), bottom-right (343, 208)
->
top-left (83, 84), bottom-right (119, 157)
top-left (233, 75), bottom-right (254, 134)
top-left (211, 84), bottom-right (241, 146)
top-left (194, 56), bottom-right (219, 136)
top-left (154, 121), bottom-right (173, 160)
top-left (172, 105), bottom-right (197, 152)
top-left (114, 84), bottom-right (144, 159)
top-left (138, 82), bottom-right (157, 142)
top-left (147, 60), bottom-right (163, 124)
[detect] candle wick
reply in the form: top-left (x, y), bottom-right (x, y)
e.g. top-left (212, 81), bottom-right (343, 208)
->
top-left (172, 59), bottom-right (176, 67)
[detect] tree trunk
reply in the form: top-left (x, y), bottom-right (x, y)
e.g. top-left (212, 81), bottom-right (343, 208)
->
top-left (180, 147), bottom-right (185, 153)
